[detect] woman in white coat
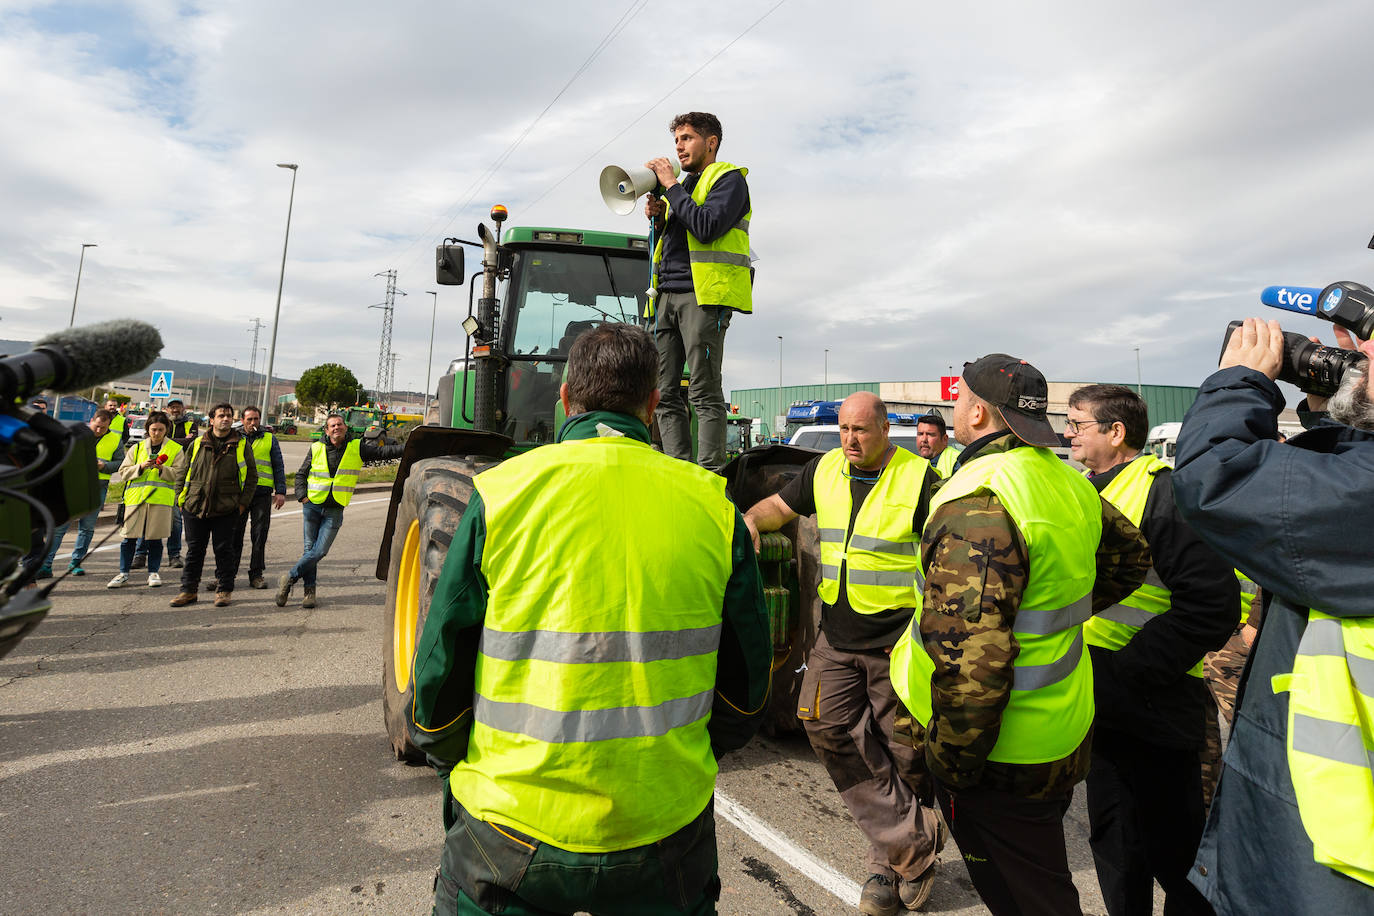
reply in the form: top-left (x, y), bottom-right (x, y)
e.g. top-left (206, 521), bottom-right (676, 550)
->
top-left (108, 412), bottom-right (188, 587)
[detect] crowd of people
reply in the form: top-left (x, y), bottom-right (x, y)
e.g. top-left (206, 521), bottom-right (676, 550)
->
top-left (405, 317), bottom-right (1371, 916)
top-left (34, 398), bottom-right (401, 609)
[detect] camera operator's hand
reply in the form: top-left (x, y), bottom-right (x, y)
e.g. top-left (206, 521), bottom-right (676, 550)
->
top-left (1219, 317), bottom-right (1284, 380)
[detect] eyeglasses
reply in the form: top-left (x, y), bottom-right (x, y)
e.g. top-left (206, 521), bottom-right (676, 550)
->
top-left (1064, 418), bottom-right (1117, 435)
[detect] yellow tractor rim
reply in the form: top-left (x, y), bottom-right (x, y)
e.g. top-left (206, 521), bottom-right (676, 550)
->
top-left (393, 519), bottom-right (422, 694)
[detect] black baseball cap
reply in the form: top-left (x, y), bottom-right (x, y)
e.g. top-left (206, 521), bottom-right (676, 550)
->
top-left (962, 353), bottom-right (1060, 447)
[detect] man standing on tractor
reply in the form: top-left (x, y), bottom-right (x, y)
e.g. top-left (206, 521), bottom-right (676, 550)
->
top-left (409, 324), bottom-right (771, 916)
top-left (276, 414), bottom-right (402, 609)
top-left (743, 391), bottom-right (945, 915)
top-left (643, 111), bottom-right (752, 473)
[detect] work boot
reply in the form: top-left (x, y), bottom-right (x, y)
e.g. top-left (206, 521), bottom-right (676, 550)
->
top-left (860, 874), bottom-right (900, 916)
top-left (275, 573), bottom-right (294, 608)
top-left (130, 554), bottom-right (146, 570)
top-left (250, 575), bottom-right (267, 590)
top-left (301, 587), bottom-right (317, 609)
top-left (898, 864), bottom-right (936, 911)
top-left (214, 591), bottom-right (231, 607)
top-left (169, 591), bottom-right (198, 607)
top-left (169, 556), bottom-right (184, 569)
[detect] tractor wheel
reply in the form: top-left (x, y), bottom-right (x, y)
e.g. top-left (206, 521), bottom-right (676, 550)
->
top-left (381, 455), bottom-right (498, 761)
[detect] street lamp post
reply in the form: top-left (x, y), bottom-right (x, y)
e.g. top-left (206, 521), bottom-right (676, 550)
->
top-left (229, 359), bottom-right (238, 407)
top-left (262, 163), bottom-right (298, 419)
top-left (69, 243), bottom-right (97, 327)
top-left (1134, 347), bottom-right (1142, 395)
top-left (425, 290), bottom-right (439, 423)
top-left (824, 348), bottom-right (829, 385)
top-left (777, 335), bottom-right (783, 434)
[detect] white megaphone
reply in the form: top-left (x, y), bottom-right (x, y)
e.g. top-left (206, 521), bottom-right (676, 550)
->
top-left (599, 160), bottom-right (680, 215)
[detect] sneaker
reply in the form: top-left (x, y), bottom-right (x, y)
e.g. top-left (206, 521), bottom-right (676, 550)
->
top-left (275, 573), bottom-right (294, 608)
top-left (36, 566), bottom-right (52, 580)
top-left (249, 576), bottom-right (267, 589)
top-left (214, 591), bottom-right (231, 607)
top-left (147, 572), bottom-right (162, 588)
top-left (169, 556), bottom-right (184, 569)
top-left (301, 587), bottom-right (317, 609)
top-left (68, 564), bottom-right (85, 577)
top-left (898, 864), bottom-right (936, 911)
top-left (130, 554), bottom-right (146, 570)
top-left (169, 591), bottom-right (198, 607)
top-left (860, 874), bottom-right (900, 916)
top-left (106, 572), bottom-right (129, 589)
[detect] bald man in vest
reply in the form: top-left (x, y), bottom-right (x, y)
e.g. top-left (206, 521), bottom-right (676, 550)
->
top-left (410, 323), bottom-right (771, 915)
top-left (744, 391), bottom-right (945, 915)
top-left (643, 110), bottom-right (752, 473)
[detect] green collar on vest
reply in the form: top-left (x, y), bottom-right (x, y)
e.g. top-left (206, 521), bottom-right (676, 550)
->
top-left (557, 411), bottom-right (651, 444)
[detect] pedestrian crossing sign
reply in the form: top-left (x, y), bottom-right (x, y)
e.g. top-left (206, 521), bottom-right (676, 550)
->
top-left (149, 370), bottom-right (174, 398)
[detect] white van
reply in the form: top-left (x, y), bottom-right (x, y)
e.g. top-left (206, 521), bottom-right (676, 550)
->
top-left (789, 425), bottom-right (926, 453)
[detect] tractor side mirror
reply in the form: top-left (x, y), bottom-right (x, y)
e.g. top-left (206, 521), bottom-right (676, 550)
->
top-left (436, 242), bottom-right (466, 285)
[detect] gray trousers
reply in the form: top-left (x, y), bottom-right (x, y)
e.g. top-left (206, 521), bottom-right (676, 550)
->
top-left (798, 629), bottom-right (941, 881)
top-left (652, 290), bottom-right (731, 472)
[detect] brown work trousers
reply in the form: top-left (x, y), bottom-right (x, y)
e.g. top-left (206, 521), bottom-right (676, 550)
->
top-left (797, 630), bottom-right (941, 881)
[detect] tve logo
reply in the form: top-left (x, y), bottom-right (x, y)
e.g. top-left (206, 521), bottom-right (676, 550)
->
top-left (1260, 286), bottom-right (1321, 314)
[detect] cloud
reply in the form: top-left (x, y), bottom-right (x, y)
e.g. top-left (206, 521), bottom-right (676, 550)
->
top-left (0, 0), bottom-right (1371, 407)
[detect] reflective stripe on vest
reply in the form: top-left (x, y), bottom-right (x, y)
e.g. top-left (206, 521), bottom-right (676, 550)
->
top-left (451, 435), bottom-right (736, 853)
top-left (1271, 612), bottom-right (1374, 887)
top-left (96, 431), bottom-right (120, 481)
top-left (647, 161), bottom-right (752, 316)
top-left (122, 439), bottom-right (182, 508)
top-left (814, 447), bottom-right (928, 614)
top-left (1236, 570), bottom-right (1258, 626)
top-left (178, 436), bottom-right (248, 506)
top-left (306, 439), bottom-right (362, 507)
top-left (890, 446), bottom-right (1101, 764)
top-left (1089, 454), bottom-right (1204, 677)
top-left (250, 431), bottom-right (275, 486)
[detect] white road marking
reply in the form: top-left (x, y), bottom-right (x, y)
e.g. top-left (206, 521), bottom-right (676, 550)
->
top-left (96, 783), bottom-right (259, 807)
top-left (715, 790), bottom-right (862, 908)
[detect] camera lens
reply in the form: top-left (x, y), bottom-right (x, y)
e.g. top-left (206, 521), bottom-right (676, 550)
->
top-left (1283, 333), bottom-right (1366, 397)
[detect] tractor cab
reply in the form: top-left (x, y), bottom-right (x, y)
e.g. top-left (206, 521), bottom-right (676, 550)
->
top-left (436, 226), bottom-right (650, 448)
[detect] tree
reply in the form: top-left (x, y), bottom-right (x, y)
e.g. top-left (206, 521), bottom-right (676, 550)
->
top-left (296, 363), bottom-right (362, 409)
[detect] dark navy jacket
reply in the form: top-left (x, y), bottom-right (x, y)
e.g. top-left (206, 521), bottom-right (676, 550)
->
top-left (1172, 366), bottom-right (1374, 915)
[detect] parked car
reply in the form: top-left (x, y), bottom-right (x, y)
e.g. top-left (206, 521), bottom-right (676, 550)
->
top-left (127, 417), bottom-right (147, 442)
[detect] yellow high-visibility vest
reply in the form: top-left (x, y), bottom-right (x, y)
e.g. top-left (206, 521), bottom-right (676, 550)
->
top-left (648, 161), bottom-right (752, 316)
top-left (122, 439), bottom-right (182, 507)
top-left (306, 439), bottom-right (362, 507)
top-left (450, 433), bottom-right (736, 852)
top-left (1272, 611), bottom-right (1374, 886)
top-left (891, 445), bottom-right (1100, 764)
top-left (813, 447), bottom-right (928, 613)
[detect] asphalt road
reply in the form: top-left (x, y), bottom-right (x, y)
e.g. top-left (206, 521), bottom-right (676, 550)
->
top-left (0, 487), bottom-right (1158, 916)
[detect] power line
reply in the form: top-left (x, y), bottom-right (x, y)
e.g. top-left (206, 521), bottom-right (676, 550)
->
top-left (390, 0), bottom-right (652, 270)
top-left (521, 0), bottom-right (790, 216)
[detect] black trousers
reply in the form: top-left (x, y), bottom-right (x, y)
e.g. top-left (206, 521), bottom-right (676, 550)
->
top-left (1086, 729), bottom-right (1214, 916)
top-left (180, 512), bottom-right (242, 594)
top-left (232, 487), bottom-right (274, 580)
top-left (934, 780), bottom-right (1080, 916)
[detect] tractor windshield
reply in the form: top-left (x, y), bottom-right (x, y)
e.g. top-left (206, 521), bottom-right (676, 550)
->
top-left (497, 247), bottom-right (649, 444)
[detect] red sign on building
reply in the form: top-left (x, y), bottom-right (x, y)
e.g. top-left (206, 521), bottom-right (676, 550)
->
top-left (940, 376), bottom-right (960, 401)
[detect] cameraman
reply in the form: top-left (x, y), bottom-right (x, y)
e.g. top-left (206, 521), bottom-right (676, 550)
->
top-left (1171, 317), bottom-right (1374, 913)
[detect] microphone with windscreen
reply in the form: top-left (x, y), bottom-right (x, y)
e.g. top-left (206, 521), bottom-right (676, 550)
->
top-left (0, 319), bottom-right (164, 404)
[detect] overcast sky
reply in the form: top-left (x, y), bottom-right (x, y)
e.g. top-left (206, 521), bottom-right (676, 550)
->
top-left (3, 0), bottom-right (1372, 398)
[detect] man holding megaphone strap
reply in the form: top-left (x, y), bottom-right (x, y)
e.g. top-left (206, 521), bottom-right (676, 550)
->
top-left (644, 110), bottom-right (752, 474)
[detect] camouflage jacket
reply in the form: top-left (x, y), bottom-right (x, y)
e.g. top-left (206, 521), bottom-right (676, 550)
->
top-left (915, 433), bottom-right (1150, 798)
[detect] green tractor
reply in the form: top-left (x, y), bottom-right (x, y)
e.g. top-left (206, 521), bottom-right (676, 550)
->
top-left (376, 206), bottom-right (819, 760)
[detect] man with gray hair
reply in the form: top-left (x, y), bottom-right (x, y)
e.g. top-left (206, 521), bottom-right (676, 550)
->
top-left (410, 322), bottom-right (771, 916)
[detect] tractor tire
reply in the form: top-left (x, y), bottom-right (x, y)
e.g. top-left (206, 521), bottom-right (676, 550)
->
top-left (381, 455), bottom-right (499, 761)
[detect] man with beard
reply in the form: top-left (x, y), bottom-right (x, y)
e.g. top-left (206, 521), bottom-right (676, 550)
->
top-left (914, 413), bottom-right (959, 477)
top-left (1171, 317), bottom-right (1374, 913)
